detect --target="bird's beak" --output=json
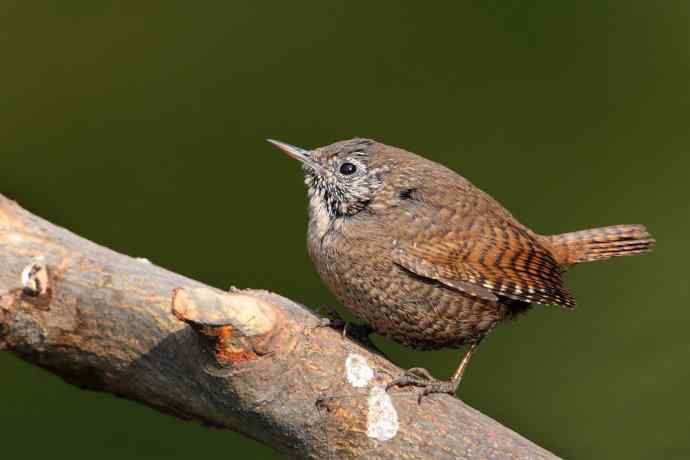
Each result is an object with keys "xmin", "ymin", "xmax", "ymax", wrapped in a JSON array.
[{"xmin": 267, "ymin": 139, "xmax": 322, "ymax": 173}]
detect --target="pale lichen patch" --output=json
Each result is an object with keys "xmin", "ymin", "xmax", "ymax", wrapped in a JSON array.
[
  {"xmin": 345, "ymin": 353, "xmax": 374, "ymax": 388},
  {"xmin": 366, "ymin": 385, "xmax": 399, "ymax": 441}
]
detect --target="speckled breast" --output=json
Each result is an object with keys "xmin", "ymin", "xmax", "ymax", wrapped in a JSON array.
[{"xmin": 308, "ymin": 231, "xmax": 510, "ymax": 350}]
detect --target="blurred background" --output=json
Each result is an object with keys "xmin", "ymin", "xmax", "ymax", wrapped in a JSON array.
[{"xmin": 1, "ymin": 1, "xmax": 688, "ymax": 458}]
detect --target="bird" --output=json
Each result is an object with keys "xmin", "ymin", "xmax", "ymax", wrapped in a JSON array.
[{"xmin": 268, "ymin": 138, "xmax": 655, "ymax": 399}]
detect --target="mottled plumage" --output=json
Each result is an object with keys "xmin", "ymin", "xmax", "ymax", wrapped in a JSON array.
[{"xmin": 269, "ymin": 138, "xmax": 654, "ymax": 396}]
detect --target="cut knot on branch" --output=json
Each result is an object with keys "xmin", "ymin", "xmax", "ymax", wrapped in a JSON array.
[{"xmin": 172, "ymin": 288, "xmax": 283, "ymax": 365}]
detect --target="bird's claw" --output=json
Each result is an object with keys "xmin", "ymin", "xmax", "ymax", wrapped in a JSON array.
[
  {"xmin": 317, "ymin": 307, "xmax": 349, "ymax": 337},
  {"xmin": 315, "ymin": 307, "xmax": 385, "ymax": 357},
  {"xmin": 386, "ymin": 367, "xmax": 456, "ymax": 403}
]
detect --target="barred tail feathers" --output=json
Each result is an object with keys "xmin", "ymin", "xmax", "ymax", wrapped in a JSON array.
[{"xmin": 548, "ymin": 224, "xmax": 655, "ymax": 266}]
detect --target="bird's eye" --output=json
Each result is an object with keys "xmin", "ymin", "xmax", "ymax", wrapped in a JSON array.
[{"xmin": 339, "ymin": 162, "xmax": 357, "ymax": 175}]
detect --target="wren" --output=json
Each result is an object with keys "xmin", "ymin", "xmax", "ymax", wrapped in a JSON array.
[{"xmin": 268, "ymin": 138, "xmax": 655, "ymax": 399}]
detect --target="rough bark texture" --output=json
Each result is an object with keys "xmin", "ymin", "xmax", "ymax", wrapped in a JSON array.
[{"xmin": 0, "ymin": 194, "xmax": 559, "ymax": 459}]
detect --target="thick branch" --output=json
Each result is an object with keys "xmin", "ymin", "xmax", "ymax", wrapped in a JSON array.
[{"xmin": 0, "ymin": 194, "xmax": 558, "ymax": 459}]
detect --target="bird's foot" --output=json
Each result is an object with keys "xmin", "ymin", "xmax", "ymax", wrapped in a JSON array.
[
  {"xmin": 316, "ymin": 307, "xmax": 385, "ymax": 357},
  {"xmin": 316, "ymin": 307, "xmax": 350, "ymax": 335},
  {"xmin": 317, "ymin": 307, "xmax": 374, "ymax": 340},
  {"xmin": 386, "ymin": 367, "xmax": 456, "ymax": 403}
]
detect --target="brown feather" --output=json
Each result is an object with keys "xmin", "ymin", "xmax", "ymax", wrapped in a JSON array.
[
  {"xmin": 393, "ymin": 221, "xmax": 576, "ymax": 308},
  {"xmin": 547, "ymin": 224, "xmax": 655, "ymax": 266}
]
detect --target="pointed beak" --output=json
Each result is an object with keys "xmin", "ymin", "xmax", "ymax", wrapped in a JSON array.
[
  {"xmin": 266, "ymin": 139, "xmax": 323, "ymax": 174},
  {"xmin": 267, "ymin": 139, "xmax": 323, "ymax": 173},
  {"xmin": 267, "ymin": 139, "xmax": 309, "ymax": 162}
]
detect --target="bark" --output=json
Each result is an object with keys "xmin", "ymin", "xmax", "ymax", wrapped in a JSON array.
[{"xmin": 0, "ymin": 194, "xmax": 558, "ymax": 459}]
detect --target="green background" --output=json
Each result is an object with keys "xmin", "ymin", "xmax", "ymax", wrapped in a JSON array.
[{"xmin": 1, "ymin": 2, "xmax": 688, "ymax": 458}]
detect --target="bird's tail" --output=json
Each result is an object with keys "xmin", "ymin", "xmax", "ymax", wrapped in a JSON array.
[{"xmin": 547, "ymin": 224, "xmax": 655, "ymax": 266}]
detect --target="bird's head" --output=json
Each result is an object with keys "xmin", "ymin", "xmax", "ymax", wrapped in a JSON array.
[{"xmin": 268, "ymin": 138, "xmax": 390, "ymax": 218}]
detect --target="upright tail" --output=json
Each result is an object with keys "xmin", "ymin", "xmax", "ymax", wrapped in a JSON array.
[{"xmin": 547, "ymin": 224, "xmax": 655, "ymax": 266}]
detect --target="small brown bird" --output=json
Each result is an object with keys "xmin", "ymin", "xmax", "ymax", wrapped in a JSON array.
[{"xmin": 268, "ymin": 138, "xmax": 655, "ymax": 398}]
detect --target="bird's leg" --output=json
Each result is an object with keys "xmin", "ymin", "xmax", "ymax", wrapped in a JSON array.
[
  {"xmin": 316, "ymin": 307, "xmax": 386, "ymax": 357},
  {"xmin": 386, "ymin": 338, "xmax": 484, "ymax": 403},
  {"xmin": 317, "ymin": 307, "xmax": 353, "ymax": 337}
]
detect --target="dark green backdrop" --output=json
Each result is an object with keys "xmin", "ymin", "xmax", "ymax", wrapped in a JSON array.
[{"xmin": 2, "ymin": 2, "xmax": 688, "ymax": 459}]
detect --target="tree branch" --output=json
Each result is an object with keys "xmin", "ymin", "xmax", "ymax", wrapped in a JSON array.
[{"xmin": 0, "ymin": 194, "xmax": 558, "ymax": 459}]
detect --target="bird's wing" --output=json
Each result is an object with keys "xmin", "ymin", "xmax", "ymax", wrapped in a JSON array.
[{"xmin": 392, "ymin": 215, "xmax": 575, "ymax": 308}]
